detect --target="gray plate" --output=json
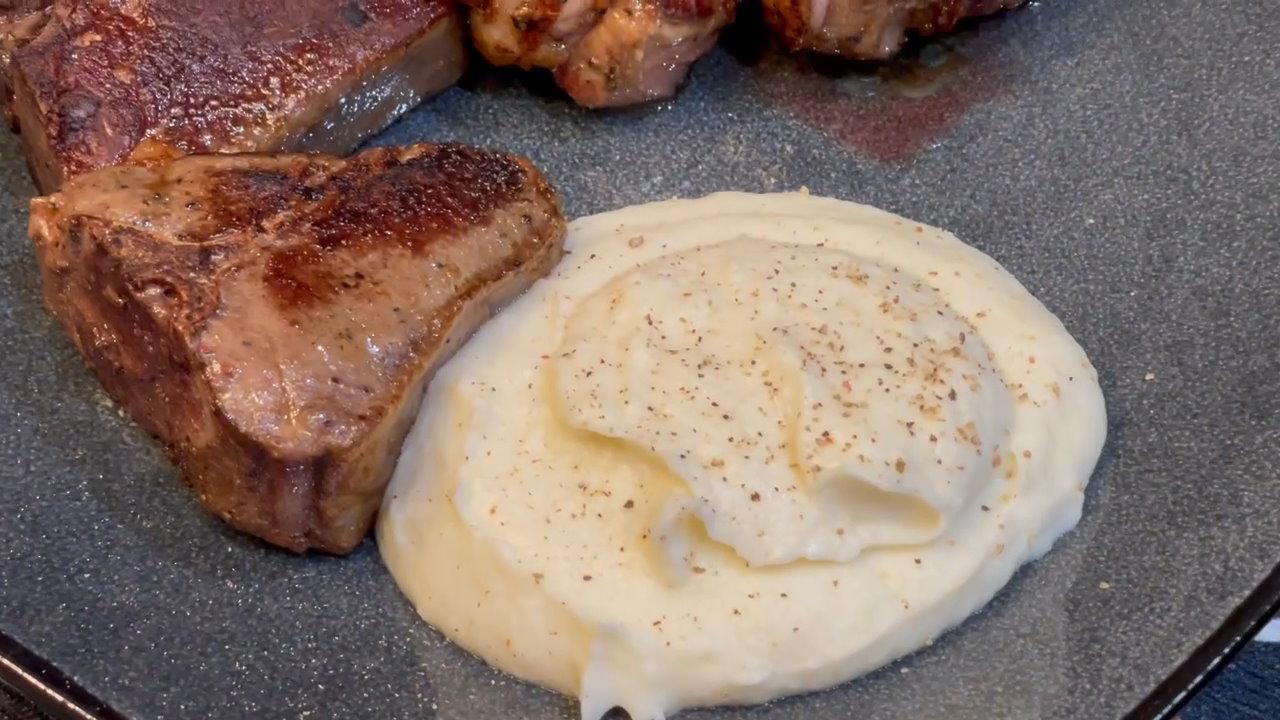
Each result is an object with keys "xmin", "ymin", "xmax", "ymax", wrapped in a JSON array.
[{"xmin": 1, "ymin": 0, "xmax": 1278, "ymax": 719}]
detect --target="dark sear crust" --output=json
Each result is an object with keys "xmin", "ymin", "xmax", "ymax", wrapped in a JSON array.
[
  {"xmin": 29, "ymin": 144, "xmax": 567, "ymax": 553},
  {"xmin": 7, "ymin": 0, "xmax": 463, "ymax": 191}
]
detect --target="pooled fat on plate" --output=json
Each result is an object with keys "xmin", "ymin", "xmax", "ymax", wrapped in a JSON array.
[{"xmin": 378, "ymin": 191, "xmax": 1106, "ymax": 720}]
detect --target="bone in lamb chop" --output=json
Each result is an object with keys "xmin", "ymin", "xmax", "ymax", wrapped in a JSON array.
[
  {"xmin": 5, "ymin": 0, "xmax": 465, "ymax": 192},
  {"xmin": 762, "ymin": 0, "xmax": 1024, "ymax": 59},
  {"xmin": 30, "ymin": 143, "xmax": 567, "ymax": 553},
  {"xmin": 466, "ymin": 0, "xmax": 738, "ymax": 108}
]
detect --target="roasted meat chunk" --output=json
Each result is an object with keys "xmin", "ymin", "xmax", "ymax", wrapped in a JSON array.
[
  {"xmin": 466, "ymin": 0, "xmax": 737, "ymax": 107},
  {"xmin": 762, "ymin": 0, "xmax": 1024, "ymax": 58},
  {"xmin": 7, "ymin": 0, "xmax": 465, "ymax": 191},
  {"xmin": 30, "ymin": 143, "xmax": 566, "ymax": 553}
]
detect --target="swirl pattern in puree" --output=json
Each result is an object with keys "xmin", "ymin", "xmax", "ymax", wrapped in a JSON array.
[{"xmin": 378, "ymin": 192, "xmax": 1106, "ymax": 720}]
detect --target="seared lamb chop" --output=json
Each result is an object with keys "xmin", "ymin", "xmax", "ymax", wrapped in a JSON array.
[
  {"xmin": 466, "ymin": 0, "xmax": 737, "ymax": 107},
  {"xmin": 7, "ymin": 0, "xmax": 464, "ymax": 192},
  {"xmin": 762, "ymin": 0, "xmax": 1024, "ymax": 58},
  {"xmin": 30, "ymin": 143, "xmax": 566, "ymax": 553}
]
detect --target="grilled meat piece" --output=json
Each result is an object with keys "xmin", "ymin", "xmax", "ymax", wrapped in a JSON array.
[
  {"xmin": 466, "ymin": 0, "xmax": 736, "ymax": 107},
  {"xmin": 0, "ymin": 2, "xmax": 48, "ymax": 127},
  {"xmin": 7, "ymin": 0, "xmax": 465, "ymax": 192},
  {"xmin": 762, "ymin": 0, "xmax": 1024, "ymax": 58},
  {"xmin": 29, "ymin": 143, "xmax": 566, "ymax": 553}
]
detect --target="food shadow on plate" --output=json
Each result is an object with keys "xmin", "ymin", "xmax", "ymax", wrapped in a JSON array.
[{"xmin": 452, "ymin": 42, "xmax": 681, "ymax": 119}]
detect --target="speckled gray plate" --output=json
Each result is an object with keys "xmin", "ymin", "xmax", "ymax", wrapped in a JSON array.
[{"xmin": 1, "ymin": 1, "xmax": 1278, "ymax": 719}]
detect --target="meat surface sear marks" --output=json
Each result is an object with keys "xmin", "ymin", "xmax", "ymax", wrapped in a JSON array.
[
  {"xmin": 6, "ymin": 0, "xmax": 465, "ymax": 191},
  {"xmin": 30, "ymin": 144, "xmax": 566, "ymax": 553}
]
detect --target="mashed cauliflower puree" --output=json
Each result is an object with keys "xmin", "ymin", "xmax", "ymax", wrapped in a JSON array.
[{"xmin": 377, "ymin": 192, "xmax": 1106, "ymax": 719}]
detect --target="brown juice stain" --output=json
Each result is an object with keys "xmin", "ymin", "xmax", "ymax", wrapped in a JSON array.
[
  {"xmin": 750, "ymin": 42, "xmax": 1011, "ymax": 163},
  {"xmin": 879, "ymin": 45, "xmax": 972, "ymax": 99}
]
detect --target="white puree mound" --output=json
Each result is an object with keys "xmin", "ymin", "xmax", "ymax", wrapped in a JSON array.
[{"xmin": 378, "ymin": 192, "xmax": 1106, "ymax": 720}]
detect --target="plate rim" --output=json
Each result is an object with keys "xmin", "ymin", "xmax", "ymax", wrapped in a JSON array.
[
  {"xmin": 0, "ymin": 631, "xmax": 125, "ymax": 720},
  {"xmin": 2, "ymin": 562, "xmax": 1277, "ymax": 720},
  {"xmin": 1123, "ymin": 559, "xmax": 1280, "ymax": 720}
]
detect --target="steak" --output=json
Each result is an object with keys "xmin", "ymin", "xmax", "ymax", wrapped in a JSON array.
[
  {"xmin": 7, "ymin": 0, "xmax": 464, "ymax": 193},
  {"xmin": 29, "ymin": 143, "xmax": 566, "ymax": 553},
  {"xmin": 762, "ymin": 0, "xmax": 1025, "ymax": 59}
]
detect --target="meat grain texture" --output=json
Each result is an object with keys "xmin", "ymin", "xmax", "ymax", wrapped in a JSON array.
[
  {"xmin": 5, "ymin": 0, "xmax": 465, "ymax": 191},
  {"xmin": 29, "ymin": 143, "xmax": 566, "ymax": 553}
]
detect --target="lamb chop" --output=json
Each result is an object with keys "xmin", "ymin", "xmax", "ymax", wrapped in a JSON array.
[
  {"xmin": 6, "ymin": 0, "xmax": 465, "ymax": 192},
  {"xmin": 762, "ymin": 0, "xmax": 1024, "ymax": 59},
  {"xmin": 29, "ymin": 143, "xmax": 566, "ymax": 553},
  {"xmin": 466, "ymin": 0, "xmax": 737, "ymax": 107}
]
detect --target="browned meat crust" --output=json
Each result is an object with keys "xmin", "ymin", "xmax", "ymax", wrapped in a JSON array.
[
  {"xmin": 7, "ymin": 0, "xmax": 464, "ymax": 192},
  {"xmin": 30, "ymin": 143, "xmax": 567, "ymax": 553},
  {"xmin": 762, "ymin": 0, "xmax": 1024, "ymax": 59},
  {"xmin": 465, "ymin": 0, "xmax": 737, "ymax": 107}
]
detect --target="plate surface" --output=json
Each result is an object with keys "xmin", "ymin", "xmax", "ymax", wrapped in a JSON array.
[{"xmin": 1, "ymin": 1, "xmax": 1278, "ymax": 719}]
